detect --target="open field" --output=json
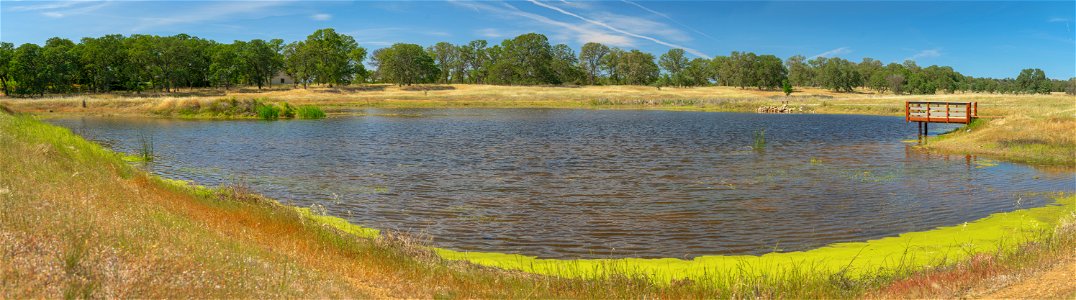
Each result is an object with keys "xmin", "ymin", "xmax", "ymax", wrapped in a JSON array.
[
  {"xmin": 2, "ymin": 84, "xmax": 1073, "ymax": 167},
  {"xmin": 2, "ymin": 103, "xmax": 1076, "ymax": 298}
]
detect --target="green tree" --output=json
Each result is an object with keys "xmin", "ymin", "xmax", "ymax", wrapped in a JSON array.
[
  {"xmin": 1015, "ymin": 68, "xmax": 1049, "ymax": 94},
  {"xmin": 427, "ymin": 42, "xmax": 459, "ymax": 83},
  {"xmin": 78, "ymin": 35, "xmax": 128, "ymax": 93},
  {"xmin": 550, "ymin": 44, "xmax": 583, "ymax": 85},
  {"xmin": 754, "ymin": 54, "xmax": 786, "ymax": 90},
  {"xmin": 0, "ymin": 42, "xmax": 14, "ymax": 95},
  {"xmin": 210, "ymin": 42, "xmax": 242, "ymax": 90},
  {"xmin": 782, "ymin": 80, "xmax": 793, "ymax": 96},
  {"xmin": 658, "ymin": 48, "xmax": 688, "ymax": 86},
  {"xmin": 785, "ymin": 55, "xmax": 812, "ymax": 87},
  {"xmin": 489, "ymin": 33, "xmax": 555, "ymax": 85},
  {"xmin": 683, "ymin": 58, "xmax": 712, "ymax": 86},
  {"xmin": 618, "ymin": 49, "xmax": 658, "ymax": 85},
  {"xmin": 372, "ymin": 43, "xmax": 439, "ymax": 86},
  {"xmin": 304, "ymin": 28, "xmax": 363, "ymax": 87},
  {"xmin": 11, "ymin": 43, "xmax": 46, "ymax": 97},
  {"xmin": 600, "ymin": 47, "xmax": 625, "ymax": 85},
  {"xmin": 42, "ymin": 37, "xmax": 79, "ymax": 93},
  {"xmin": 818, "ymin": 57, "xmax": 861, "ymax": 92},
  {"xmin": 579, "ymin": 42, "xmax": 609, "ymax": 85}
]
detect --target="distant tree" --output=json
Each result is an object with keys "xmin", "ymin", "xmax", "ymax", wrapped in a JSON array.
[
  {"xmin": 490, "ymin": 33, "xmax": 556, "ymax": 85},
  {"xmin": 209, "ymin": 42, "xmax": 242, "ymax": 90},
  {"xmin": 658, "ymin": 48, "xmax": 689, "ymax": 86},
  {"xmin": 427, "ymin": 42, "xmax": 459, "ymax": 84},
  {"xmin": 600, "ymin": 47, "xmax": 625, "ymax": 85},
  {"xmin": 42, "ymin": 37, "xmax": 79, "ymax": 93},
  {"xmin": 617, "ymin": 49, "xmax": 658, "ymax": 85},
  {"xmin": 459, "ymin": 40, "xmax": 489, "ymax": 83},
  {"xmin": 709, "ymin": 55, "xmax": 732, "ymax": 86},
  {"xmin": 818, "ymin": 57, "xmax": 860, "ymax": 92},
  {"xmin": 1015, "ymin": 68, "xmax": 1050, "ymax": 94},
  {"xmin": 304, "ymin": 28, "xmax": 363, "ymax": 87},
  {"xmin": 683, "ymin": 58, "xmax": 712, "ymax": 86},
  {"xmin": 372, "ymin": 43, "xmax": 439, "ymax": 86},
  {"xmin": 549, "ymin": 44, "xmax": 583, "ymax": 84},
  {"xmin": 857, "ymin": 58, "xmax": 883, "ymax": 90},
  {"xmin": 579, "ymin": 42, "xmax": 609, "ymax": 85},
  {"xmin": 1066, "ymin": 77, "xmax": 1076, "ymax": 95},
  {"xmin": 785, "ymin": 55, "xmax": 813, "ymax": 87},
  {"xmin": 78, "ymin": 35, "xmax": 128, "ymax": 93},
  {"xmin": 283, "ymin": 41, "xmax": 315, "ymax": 88},
  {"xmin": 886, "ymin": 74, "xmax": 906, "ymax": 95},
  {"xmin": 754, "ymin": 54, "xmax": 786, "ymax": 90},
  {"xmin": 782, "ymin": 79, "xmax": 792, "ymax": 96},
  {"xmin": 0, "ymin": 42, "xmax": 14, "ymax": 95},
  {"xmin": 729, "ymin": 51, "xmax": 759, "ymax": 89},
  {"xmin": 11, "ymin": 43, "xmax": 46, "ymax": 97}
]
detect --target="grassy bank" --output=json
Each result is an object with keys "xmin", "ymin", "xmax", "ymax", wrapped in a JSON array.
[
  {"xmin": 2, "ymin": 110, "xmax": 1075, "ymax": 298},
  {"xmin": 2, "ymin": 84, "xmax": 1072, "ymax": 167}
]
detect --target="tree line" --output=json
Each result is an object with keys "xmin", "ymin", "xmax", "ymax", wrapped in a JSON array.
[{"xmin": 2, "ymin": 28, "xmax": 1073, "ymax": 97}]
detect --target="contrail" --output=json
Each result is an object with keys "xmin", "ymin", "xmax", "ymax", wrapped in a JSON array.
[
  {"xmin": 620, "ymin": 0, "xmax": 716, "ymax": 40},
  {"xmin": 528, "ymin": 0, "xmax": 710, "ymax": 58}
]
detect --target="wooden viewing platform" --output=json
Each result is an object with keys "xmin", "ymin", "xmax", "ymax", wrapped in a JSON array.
[{"xmin": 905, "ymin": 101, "xmax": 978, "ymax": 136}]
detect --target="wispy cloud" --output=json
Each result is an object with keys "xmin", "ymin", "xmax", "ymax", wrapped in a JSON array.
[
  {"xmin": 906, "ymin": 49, "xmax": 941, "ymax": 61},
  {"xmin": 477, "ymin": 28, "xmax": 503, "ymax": 38},
  {"xmin": 133, "ymin": 1, "xmax": 293, "ymax": 31},
  {"xmin": 448, "ymin": 1, "xmax": 634, "ymax": 47},
  {"xmin": 10, "ymin": 0, "xmax": 112, "ymax": 18},
  {"xmin": 812, "ymin": 47, "xmax": 851, "ymax": 58},
  {"xmin": 526, "ymin": 0, "xmax": 709, "ymax": 58},
  {"xmin": 312, "ymin": 13, "xmax": 331, "ymax": 21},
  {"xmin": 1048, "ymin": 17, "xmax": 1070, "ymax": 23},
  {"xmin": 620, "ymin": 0, "xmax": 715, "ymax": 40}
]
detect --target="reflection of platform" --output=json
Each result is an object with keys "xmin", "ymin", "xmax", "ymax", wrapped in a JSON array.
[{"xmin": 905, "ymin": 101, "xmax": 978, "ymax": 136}]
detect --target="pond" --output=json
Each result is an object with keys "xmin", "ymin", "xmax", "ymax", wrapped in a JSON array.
[{"xmin": 52, "ymin": 109, "xmax": 1074, "ymax": 259}]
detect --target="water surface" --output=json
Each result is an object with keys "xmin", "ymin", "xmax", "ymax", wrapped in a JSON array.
[{"xmin": 53, "ymin": 109, "xmax": 1074, "ymax": 259}]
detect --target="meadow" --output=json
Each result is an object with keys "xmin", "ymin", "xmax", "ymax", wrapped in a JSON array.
[{"xmin": 2, "ymin": 85, "xmax": 1074, "ymax": 298}]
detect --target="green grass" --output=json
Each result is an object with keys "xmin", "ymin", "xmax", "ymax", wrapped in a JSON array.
[
  {"xmin": 753, "ymin": 128, "xmax": 767, "ymax": 151},
  {"xmin": 255, "ymin": 102, "xmax": 280, "ymax": 120},
  {"xmin": 296, "ymin": 105, "xmax": 326, "ymax": 119}
]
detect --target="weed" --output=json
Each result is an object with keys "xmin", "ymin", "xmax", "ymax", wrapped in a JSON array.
[
  {"xmin": 255, "ymin": 103, "xmax": 280, "ymax": 120},
  {"xmin": 753, "ymin": 129, "xmax": 766, "ymax": 151},
  {"xmin": 296, "ymin": 105, "xmax": 326, "ymax": 119},
  {"xmin": 138, "ymin": 133, "xmax": 154, "ymax": 162}
]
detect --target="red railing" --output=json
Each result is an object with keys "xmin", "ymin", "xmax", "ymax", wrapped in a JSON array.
[{"xmin": 905, "ymin": 101, "xmax": 977, "ymax": 124}]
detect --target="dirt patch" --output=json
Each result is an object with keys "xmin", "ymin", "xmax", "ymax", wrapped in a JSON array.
[{"xmin": 977, "ymin": 255, "xmax": 1076, "ymax": 299}]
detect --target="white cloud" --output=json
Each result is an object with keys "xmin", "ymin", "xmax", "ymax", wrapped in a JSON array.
[
  {"xmin": 312, "ymin": 13, "xmax": 331, "ymax": 21},
  {"xmin": 526, "ymin": 0, "xmax": 709, "ymax": 58},
  {"xmin": 477, "ymin": 28, "xmax": 503, "ymax": 38},
  {"xmin": 906, "ymin": 49, "xmax": 941, "ymax": 61},
  {"xmin": 1047, "ymin": 17, "xmax": 1070, "ymax": 23},
  {"xmin": 812, "ymin": 47, "xmax": 851, "ymax": 58}
]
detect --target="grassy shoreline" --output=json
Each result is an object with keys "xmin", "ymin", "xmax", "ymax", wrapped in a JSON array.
[
  {"xmin": 2, "ymin": 100, "xmax": 1075, "ymax": 297},
  {"xmin": 3, "ymin": 84, "xmax": 1073, "ymax": 167}
]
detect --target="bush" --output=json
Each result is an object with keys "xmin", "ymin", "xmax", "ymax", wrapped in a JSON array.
[{"xmin": 296, "ymin": 105, "xmax": 326, "ymax": 119}]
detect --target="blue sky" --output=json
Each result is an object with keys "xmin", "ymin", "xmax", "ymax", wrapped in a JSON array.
[{"xmin": 1, "ymin": 1, "xmax": 1073, "ymax": 79}]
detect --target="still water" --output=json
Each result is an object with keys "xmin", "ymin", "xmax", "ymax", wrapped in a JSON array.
[{"xmin": 53, "ymin": 109, "xmax": 1073, "ymax": 259}]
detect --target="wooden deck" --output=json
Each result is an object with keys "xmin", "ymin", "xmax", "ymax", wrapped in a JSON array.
[
  {"xmin": 905, "ymin": 101, "xmax": 977, "ymax": 136},
  {"xmin": 905, "ymin": 101, "xmax": 978, "ymax": 124}
]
